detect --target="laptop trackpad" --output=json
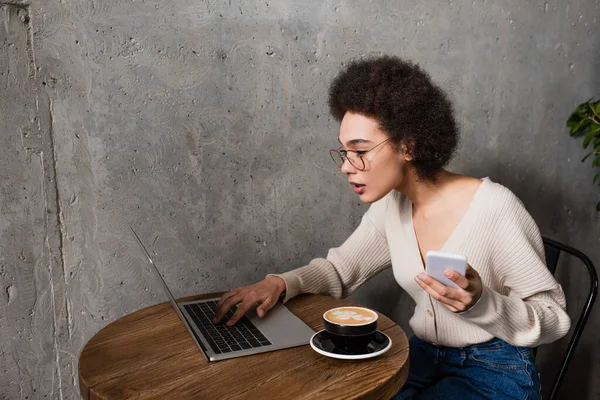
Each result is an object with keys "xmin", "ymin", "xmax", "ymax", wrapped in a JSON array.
[{"xmin": 248, "ymin": 303, "xmax": 315, "ymax": 346}]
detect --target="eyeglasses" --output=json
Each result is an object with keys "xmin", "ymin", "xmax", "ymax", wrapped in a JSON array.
[{"xmin": 329, "ymin": 138, "xmax": 391, "ymax": 171}]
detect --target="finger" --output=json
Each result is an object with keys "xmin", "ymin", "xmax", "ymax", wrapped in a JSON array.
[
  {"xmin": 226, "ymin": 291, "xmax": 262, "ymax": 326},
  {"xmin": 217, "ymin": 289, "xmax": 238, "ymax": 309},
  {"xmin": 256, "ymin": 296, "xmax": 278, "ymax": 318},
  {"xmin": 216, "ymin": 292, "xmax": 236, "ymax": 317},
  {"xmin": 415, "ymin": 274, "xmax": 465, "ymax": 310},
  {"xmin": 213, "ymin": 292, "xmax": 244, "ymax": 323},
  {"xmin": 444, "ymin": 303, "xmax": 460, "ymax": 313},
  {"xmin": 443, "ymin": 268, "xmax": 470, "ymax": 290},
  {"xmin": 417, "ymin": 273, "xmax": 464, "ymax": 302}
]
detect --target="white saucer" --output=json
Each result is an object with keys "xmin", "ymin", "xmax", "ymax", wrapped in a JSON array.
[{"xmin": 310, "ymin": 329, "xmax": 392, "ymax": 360}]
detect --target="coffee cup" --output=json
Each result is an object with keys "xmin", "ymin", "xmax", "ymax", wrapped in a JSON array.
[{"xmin": 323, "ymin": 306, "xmax": 378, "ymax": 353}]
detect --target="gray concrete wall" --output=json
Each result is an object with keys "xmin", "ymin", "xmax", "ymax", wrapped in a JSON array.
[{"xmin": 1, "ymin": 0, "xmax": 598, "ymax": 398}]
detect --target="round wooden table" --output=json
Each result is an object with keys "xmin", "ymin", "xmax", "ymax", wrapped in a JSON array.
[{"xmin": 79, "ymin": 293, "xmax": 409, "ymax": 399}]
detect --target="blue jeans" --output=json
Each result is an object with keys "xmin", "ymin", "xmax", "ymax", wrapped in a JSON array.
[{"xmin": 392, "ymin": 336, "xmax": 541, "ymax": 400}]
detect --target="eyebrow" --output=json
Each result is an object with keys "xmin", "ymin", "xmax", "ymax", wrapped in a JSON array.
[{"xmin": 337, "ymin": 138, "xmax": 373, "ymax": 147}]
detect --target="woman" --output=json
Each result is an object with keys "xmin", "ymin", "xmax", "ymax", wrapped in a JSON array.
[{"xmin": 212, "ymin": 55, "xmax": 570, "ymax": 399}]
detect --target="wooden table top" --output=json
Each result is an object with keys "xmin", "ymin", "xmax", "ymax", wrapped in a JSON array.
[{"xmin": 79, "ymin": 293, "xmax": 409, "ymax": 399}]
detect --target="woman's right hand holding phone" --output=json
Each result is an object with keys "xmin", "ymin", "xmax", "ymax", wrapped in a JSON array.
[{"xmin": 212, "ymin": 275, "xmax": 286, "ymax": 326}]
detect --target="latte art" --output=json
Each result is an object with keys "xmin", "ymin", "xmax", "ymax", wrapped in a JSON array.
[
  {"xmin": 330, "ymin": 310, "xmax": 374, "ymax": 321},
  {"xmin": 324, "ymin": 307, "xmax": 378, "ymax": 326}
]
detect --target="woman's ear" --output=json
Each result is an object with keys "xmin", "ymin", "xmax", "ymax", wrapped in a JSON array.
[{"xmin": 400, "ymin": 143, "xmax": 414, "ymax": 162}]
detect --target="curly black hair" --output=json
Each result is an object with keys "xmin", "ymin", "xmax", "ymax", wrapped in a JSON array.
[{"xmin": 328, "ymin": 55, "xmax": 459, "ymax": 182}]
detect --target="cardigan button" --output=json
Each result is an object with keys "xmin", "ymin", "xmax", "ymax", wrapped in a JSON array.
[{"xmin": 426, "ymin": 309, "xmax": 433, "ymax": 317}]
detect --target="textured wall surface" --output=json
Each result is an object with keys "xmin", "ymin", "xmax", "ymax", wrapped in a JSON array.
[{"xmin": 1, "ymin": 0, "xmax": 599, "ymax": 398}]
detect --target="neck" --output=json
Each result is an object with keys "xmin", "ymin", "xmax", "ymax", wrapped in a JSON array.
[{"xmin": 398, "ymin": 169, "xmax": 457, "ymax": 213}]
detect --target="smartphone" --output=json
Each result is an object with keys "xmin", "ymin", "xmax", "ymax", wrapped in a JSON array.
[{"xmin": 425, "ymin": 251, "xmax": 467, "ymax": 289}]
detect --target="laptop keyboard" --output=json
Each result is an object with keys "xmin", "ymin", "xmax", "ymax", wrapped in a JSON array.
[{"xmin": 183, "ymin": 301, "xmax": 272, "ymax": 355}]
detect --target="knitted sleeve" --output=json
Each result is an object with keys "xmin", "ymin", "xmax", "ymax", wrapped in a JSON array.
[
  {"xmin": 458, "ymin": 190, "xmax": 571, "ymax": 347},
  {"xmin": 269, "ymin": 196, "xmax": 392, "ymax": 303}
]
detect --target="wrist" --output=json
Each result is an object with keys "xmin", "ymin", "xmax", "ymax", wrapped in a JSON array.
[{"xmin": 267, "ymin": 275, "xmax": 286, "ymax": 296}]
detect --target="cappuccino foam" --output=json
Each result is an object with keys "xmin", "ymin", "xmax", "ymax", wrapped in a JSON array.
[{"xmin": 324, "ymin": 307, "xmax": 377, "ymax": 325}]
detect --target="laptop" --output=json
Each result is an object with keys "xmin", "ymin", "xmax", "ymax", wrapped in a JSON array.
[{"xmin": 129, "ymin": 226, "xmax": 315, "ymax": 361}]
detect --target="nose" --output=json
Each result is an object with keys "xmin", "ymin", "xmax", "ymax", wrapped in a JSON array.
[{"xmin": 340, "ymin": 157, "xmax": 358, "ymax": 174}]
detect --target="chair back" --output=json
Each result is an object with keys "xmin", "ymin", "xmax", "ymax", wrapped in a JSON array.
[{"xmin": 541, "ymin": 236, "xmax": 598, "ymax": 400}]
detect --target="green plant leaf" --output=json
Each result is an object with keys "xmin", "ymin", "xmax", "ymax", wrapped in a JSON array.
[
  {"xmin": 575, "ymin": 99, "xmax": 593, "ymax": 114},
  {"xmin": 571, "ymin": 118, "xmax": 592, "ymax": 136},
  {"xmin": 566, "ymin": 112, "xmax": 583, "ymax": 128},
  {"xmin": 568, "ymin": 99, "xmax": 600, "ymax": 212},
  {"xmin": 583, "ymin": 124, "xmax": 600, "ymax": 148}
]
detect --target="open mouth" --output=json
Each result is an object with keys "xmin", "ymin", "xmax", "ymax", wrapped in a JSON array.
[{"xmin": 353, "ymin": 184, "xmax": 365, "ymax": 194}]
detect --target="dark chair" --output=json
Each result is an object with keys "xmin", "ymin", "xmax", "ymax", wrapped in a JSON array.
[{"xmin": 540, "ymin": 236, "xmax": 598, "ymax": 400}]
